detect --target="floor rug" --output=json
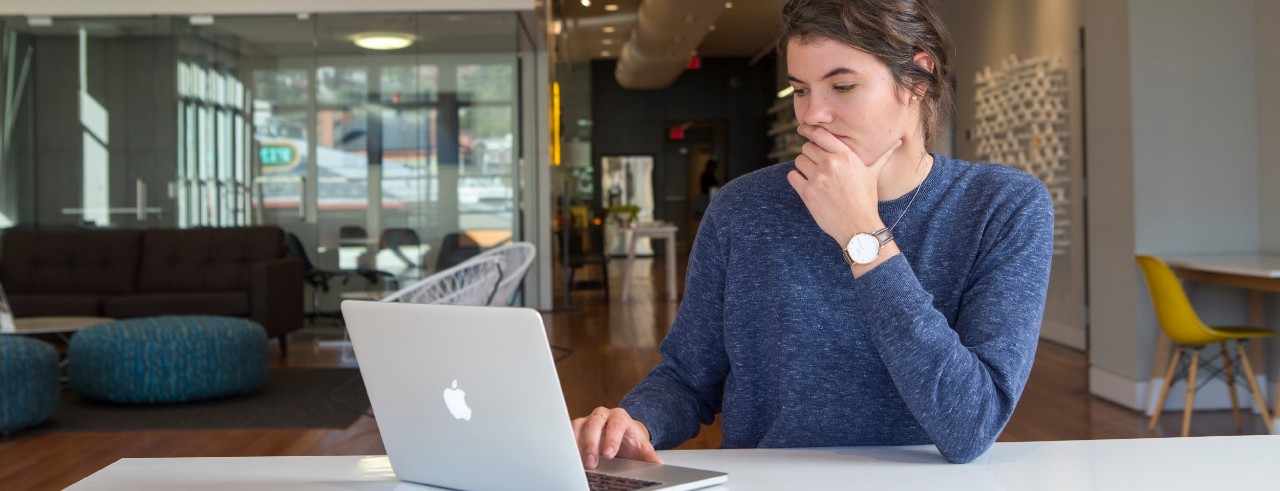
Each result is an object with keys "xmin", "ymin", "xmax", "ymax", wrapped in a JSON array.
[{"xmin": 36, "ymin": 368, "xmax": 369, "ymax": 432}]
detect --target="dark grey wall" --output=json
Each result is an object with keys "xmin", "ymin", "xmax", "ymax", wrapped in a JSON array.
[
  {"xmin": 0, "ymin": 28, "xmax": 36, "ymax": 228},
  {"xmin": 33, "ymin": 35, "xmax": 177, "ymax": 229},
  {"xmin": 590, "ymin": 57, "xmax": 773, "ymax": 223}
]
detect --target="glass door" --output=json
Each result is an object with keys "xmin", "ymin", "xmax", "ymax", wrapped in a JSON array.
[{"xmin": 219, "ymin": 13, "xmax": 523, "ymax": 309}]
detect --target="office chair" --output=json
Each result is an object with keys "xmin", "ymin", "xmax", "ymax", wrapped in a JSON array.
[
  {"xmin": 1136, "ymin": 255, "xmax": 1276, "ymax": 436},
  {"xmin": 379, "ymin": 228, "xmax": 422, "ymax": 269},
  {"xmin": 338, "ymin": 225, "xmax": 369, "ymax": 247},
  {"xmin": 286, "ymin": 233, "xmax": 384, "ymax": 318},
  {"xmin": 435, "ymin": 232, "xmax": 484, "ymax": 271}
]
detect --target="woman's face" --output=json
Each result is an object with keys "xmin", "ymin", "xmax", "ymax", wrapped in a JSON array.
[{"xmin": 787, "ymin": 37, "xmax": 919, "ymax": 164}]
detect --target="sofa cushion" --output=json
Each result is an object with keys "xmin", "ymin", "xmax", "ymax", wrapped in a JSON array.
[
  {"xmin": 0, "ymin": 230, "xmax": 141, "ymax": 295},
  {"xmin": 5, "ymin": 294, "xmax": 102, "ymax": 317},
  {"xmin": 102, "ymin": 292, "xmax": 249, "ymax": 319},
  {"xmin": 136, "ymin": 227, "xmax": 286, "ymax": 293}
]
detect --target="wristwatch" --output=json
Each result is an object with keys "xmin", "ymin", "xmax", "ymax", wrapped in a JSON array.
[{"xmin": 842, "ymin": 228, "xmax": 894, "ymax": 266}]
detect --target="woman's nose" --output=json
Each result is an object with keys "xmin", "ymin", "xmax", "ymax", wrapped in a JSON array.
[{"xmin": 800, "ymin": 96, "xmax": 832, "ymax": 126}]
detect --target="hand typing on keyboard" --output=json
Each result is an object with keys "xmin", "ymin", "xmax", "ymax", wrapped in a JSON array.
[{"xmin": 572, "ymin": 406, "xmax": 663, "ymax": 470}]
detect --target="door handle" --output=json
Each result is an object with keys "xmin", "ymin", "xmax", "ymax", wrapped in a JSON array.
[{"xmin": 136, "ymin": 178, "xmax": 147, "ymax": 221}]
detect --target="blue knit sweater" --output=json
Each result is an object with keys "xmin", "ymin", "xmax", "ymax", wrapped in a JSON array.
[{"xmin": 620, "ymin": 154, "xmax": 1054, "ymax": 464}]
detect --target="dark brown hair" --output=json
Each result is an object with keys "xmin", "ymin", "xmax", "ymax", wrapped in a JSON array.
[{"xmin": 778, "ymin": 0, "xmax": 954, "ymax": 149}]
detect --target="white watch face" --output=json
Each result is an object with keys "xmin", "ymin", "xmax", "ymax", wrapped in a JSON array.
[{"xmin": 846, "ymin": 233, "xmax": 880, "ymax": 265}]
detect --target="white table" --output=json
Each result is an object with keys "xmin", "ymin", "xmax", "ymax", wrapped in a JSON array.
[
  {"xmin": 620, "ymin": 222, "xmax": 679, "ymax": 301},
  {"xmin": 2, "ymin": 316, "xmax": 114, "ymax": 337},
  {"xmin": 65, "ymin": 435, "xmax": 1280, "ymax": 490},
  {"xmin": 1163, "ymin": 254, "xmax": 1280, "ymax": 280}
]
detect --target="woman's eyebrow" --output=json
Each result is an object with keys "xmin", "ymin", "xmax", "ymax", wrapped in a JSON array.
[{"xmin": 786, "ymin": 67, "xmax": 859, "ymax": 84}]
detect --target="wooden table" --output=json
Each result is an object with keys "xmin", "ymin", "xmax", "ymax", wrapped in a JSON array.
[
  {"xmin": 1159, "ymin": 254, "xmax": 1280, "ymax": 429},
  {"xmin": 620, "ymin": 222, "xmax": 679, "ymax": 301}
]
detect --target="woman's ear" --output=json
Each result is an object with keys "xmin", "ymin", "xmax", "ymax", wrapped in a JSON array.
[{"xmin": 911, "ymin": 51, "xmax": 936, "ymax": 99}]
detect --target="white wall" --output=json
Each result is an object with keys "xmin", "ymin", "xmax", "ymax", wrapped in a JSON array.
[
  {"xmin": 1082, "ymin": 0, "xmax": 1140, "ymax": 406},
  {"xmin": 1131, "ymin": 0, "xmax": 1258, "ymax": 256},
  {"xmin": 942, "ymin": 0, "xmax": 1088, "ymax": 349},
  {"xmin": 1260, "ymin": 1, "xmax": 1280, "ymax": 255},
  {"xmin": 1086, "ymin": 0, "xmax": 1270, "ymax": 410},
  {"xmin": 1256, "ymin": 0, "xmax": 1280, "ymax": 386}
]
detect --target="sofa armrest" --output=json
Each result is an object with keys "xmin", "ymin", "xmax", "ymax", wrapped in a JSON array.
[{"xmin": 250, "ymin": 257, "xmax": 304, "ymax": 339}]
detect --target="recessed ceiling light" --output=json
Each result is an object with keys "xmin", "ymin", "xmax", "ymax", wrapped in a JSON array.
[
  {"xmin": 603, "ymin": 26, "xmax": 616, "ymax": 33},
  {"xmin": 351, "ymin": 32, "xmax": 416, "ymax": 50},
  {"xmin": 725, "ymin": 2, "xmax": 734, "ymax": 8},
  {"xmin": 708, "ymin": 25, "xmax": 716, "ymax": 31},
  {"xmin": 605, "ymin": 4, "xmax": 619, "ymax": 10},
  {"xmin": 189, "ymin": 15, "xmax": 214, "ymax": 26},
  {"xmin": 601, "ymin": 51, "xmax": 612, "ymax": 57},
  {"xmin": 602, "ymin": 39, "xmax": 614, "ymax": 45},
  {"xmin": 26, "ymin": 16, "xmax": 52, "ymax": 27},
  {"xmin": 581, "ymin": 0, "xmax": 591, "ymax": 6}
]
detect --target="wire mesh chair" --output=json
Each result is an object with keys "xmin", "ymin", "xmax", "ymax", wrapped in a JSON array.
[
  {"xmin": 380, "ymin": 255, "xmax": 505, "ymax": 306},
  {"xmin": 477, "ymin": 242, "xmax": 536, "ymax": 306}
]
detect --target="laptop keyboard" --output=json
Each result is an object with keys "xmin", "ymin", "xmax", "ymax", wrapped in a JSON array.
[{"xmin": 585, "ymin": 471, "xmax": 662, "ymax": 491}]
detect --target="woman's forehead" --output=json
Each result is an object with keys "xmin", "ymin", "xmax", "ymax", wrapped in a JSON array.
[{"xmin": 787, "ymin": 38, "xmax": 882, "ymax": 75}]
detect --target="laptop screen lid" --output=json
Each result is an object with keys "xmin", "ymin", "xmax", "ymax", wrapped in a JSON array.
[{"xmin": 342, "ymin": 301, "xmax": 590, "ymax": 490}]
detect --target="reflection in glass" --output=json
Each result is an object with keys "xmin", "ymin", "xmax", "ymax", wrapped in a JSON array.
[{"xmin": 0, "ymin": 12, "xmax": 528, "ymax": 300}]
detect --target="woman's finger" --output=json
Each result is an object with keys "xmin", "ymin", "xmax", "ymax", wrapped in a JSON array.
[
  {"xmin": 800, "ymin": 125, "xmax": 853, "ymax": 161},
  {"xmin": 578, "ymin": 407, "xmax": 611, "ymax": 469}
]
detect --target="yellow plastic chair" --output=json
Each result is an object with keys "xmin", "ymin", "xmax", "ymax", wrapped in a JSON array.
[{"xmin": 1136, "ymin": 256, "xmax": 1275, "ymax": 436}]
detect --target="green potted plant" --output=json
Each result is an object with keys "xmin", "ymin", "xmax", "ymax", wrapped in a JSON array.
[{"xmin": 607, "ymin": 204, "xmax": 640, "ymax": 227}]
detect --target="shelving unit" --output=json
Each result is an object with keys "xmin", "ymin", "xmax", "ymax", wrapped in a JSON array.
[{"xmin": 765, "ymin": 94, "xmax": 803, "ymax": 163}]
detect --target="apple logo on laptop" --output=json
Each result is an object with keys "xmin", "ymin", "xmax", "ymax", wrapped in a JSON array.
[{"xmin": 443, "ymin": 379, "xmax": 472, "ymax": 421}]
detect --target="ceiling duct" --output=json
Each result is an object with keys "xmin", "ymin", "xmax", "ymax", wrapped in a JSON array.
[{"xmin": 614, "ymin": 0, "xmax": 726, "ymax": 90}]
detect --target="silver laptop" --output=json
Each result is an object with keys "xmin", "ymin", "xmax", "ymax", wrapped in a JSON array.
[{"xmin": 341, "ymin": 301, "xmax": 728, "ymax": 491}]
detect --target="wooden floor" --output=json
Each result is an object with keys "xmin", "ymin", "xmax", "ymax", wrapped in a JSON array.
[{"xmin": 0, "ymin": 254, "xmax": 1267, "ymax": 490}]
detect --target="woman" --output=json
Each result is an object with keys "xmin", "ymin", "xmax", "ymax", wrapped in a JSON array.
[{"xmin": 573, "ymin": 0, "xmax": 1053, "ymax": 465}]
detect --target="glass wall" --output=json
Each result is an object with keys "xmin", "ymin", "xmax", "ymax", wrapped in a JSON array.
[{"xmin": 0, "ymin": 13, "xmax": 528, "ymax": 294}]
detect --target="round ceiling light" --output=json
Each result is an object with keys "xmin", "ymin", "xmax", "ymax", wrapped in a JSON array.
[{"xmin": 352, "ymin": 32, "xmax": 415, "ymax": 50}]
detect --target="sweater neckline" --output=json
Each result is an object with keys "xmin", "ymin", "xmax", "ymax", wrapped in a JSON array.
[{"xmin": 877, "ymin": 153, "xmax": 943, "ymax": 220}]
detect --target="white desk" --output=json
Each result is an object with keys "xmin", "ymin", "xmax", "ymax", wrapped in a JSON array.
[
  {"xmin": 66, "ymin": 436, "xmax": 1280, "ymax": 490},
  {"xmin": 620, "ymin": 223, "xmax": 679, "ymax": 301}
]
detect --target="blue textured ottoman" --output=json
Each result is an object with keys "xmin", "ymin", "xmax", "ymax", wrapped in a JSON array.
[
  {"xmin": 67, "ymin": 316, "xmax": 269, "ymax": 404},
  {"xmin": 0, "ymin": 336, "xmax": 61, "ymax": 434}
]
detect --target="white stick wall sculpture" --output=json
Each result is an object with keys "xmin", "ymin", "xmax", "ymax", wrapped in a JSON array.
[{"xmin": 973, "ymin": 54, "xmax": 1071, "ymax": 256}]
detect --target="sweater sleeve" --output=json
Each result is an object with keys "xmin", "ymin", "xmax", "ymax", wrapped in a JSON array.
[
  {"xmin": 853, "ymin": 183, "xmax": 1054, "ymax": 463},
  {"xmin": 619, "ymin": 211, "xmax": 730, "ymax": 450}
]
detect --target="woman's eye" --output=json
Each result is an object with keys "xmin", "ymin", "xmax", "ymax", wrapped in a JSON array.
[
  {"xmin": 834, "ymin": 84, "xmax": 855, "ymax": 92},
  {"xmin": 792, "ymin": 87, "xmax": 809, "ymax": 96}
]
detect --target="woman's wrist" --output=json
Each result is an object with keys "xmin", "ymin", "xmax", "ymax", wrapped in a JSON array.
[
  {"xmin": 634, "ymin": 419, "xmax": 653, "ymax": 445},
  {"xmin": 850, "ymin": 240, "xmax": 899, "ymax": 278}
]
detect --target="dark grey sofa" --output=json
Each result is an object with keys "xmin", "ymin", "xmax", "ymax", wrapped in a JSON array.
[{"xmin": 0, "ymin": 226, "xmax": 303, "ymax": 353}]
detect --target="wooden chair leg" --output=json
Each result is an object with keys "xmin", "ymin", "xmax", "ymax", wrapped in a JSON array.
[
  {"xmin": 1234, "ymin": 342, "xmax": 1275, "ymax": 434},
  {"xmin": 1181, "ymin": 349, "xmax": 1200, "ymax": 437},
  {"xmin": 1220, "ymin": 342, "xmax": 1241, "ymax": 432},
  {"xmin": 1149, "ymin": 347, "xmax": 1183, "ymax": 431}
]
